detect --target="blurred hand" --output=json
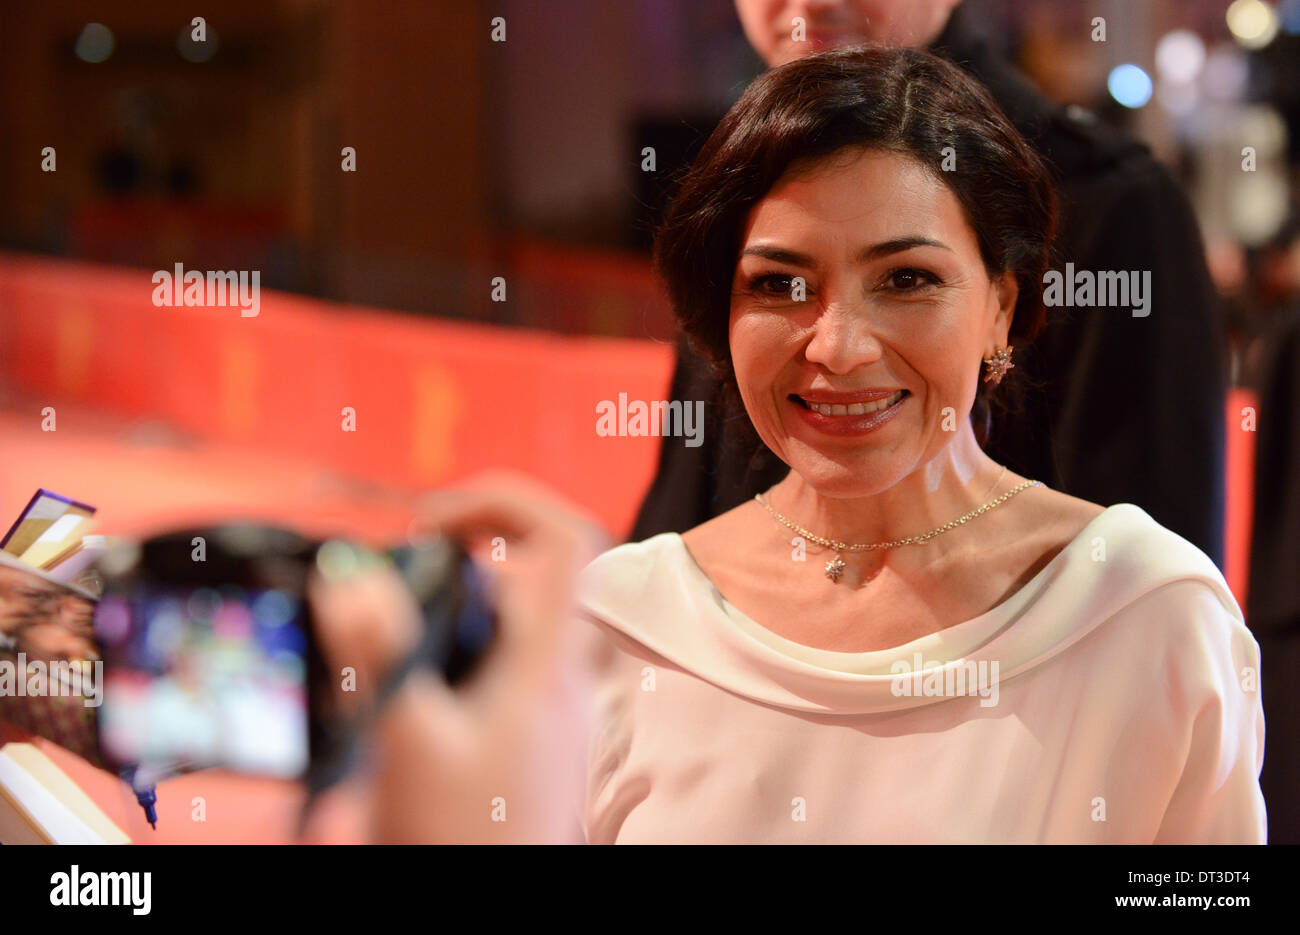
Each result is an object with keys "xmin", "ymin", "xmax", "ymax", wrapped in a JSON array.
[
  {"xmin": 306, "ymin": 545, "xmax": 422, "ymax": 715},
  {"xmin": 307, "ymin": 469, "xmax": 610, "ymax": 843}
]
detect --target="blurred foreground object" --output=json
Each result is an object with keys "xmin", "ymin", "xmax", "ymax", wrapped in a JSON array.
[
  {"xmin": 0, "ymin": 490, "xmax": 108, "ymax": 765},
  {"xmin": 0, "ymin": 741, "xmax": 129, "ymax": 844}
]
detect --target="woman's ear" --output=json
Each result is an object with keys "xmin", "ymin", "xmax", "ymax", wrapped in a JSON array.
[{"xmin": 990, "ymin": 270, "xmax": 1019, "ymax": 342}]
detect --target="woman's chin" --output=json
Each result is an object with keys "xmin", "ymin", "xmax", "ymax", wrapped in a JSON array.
[{"xmin": 782, "ymin": 452, "xmax": 911, "ymax": 498}]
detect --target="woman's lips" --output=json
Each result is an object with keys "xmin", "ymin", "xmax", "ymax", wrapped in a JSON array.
[{"xmin": 788, "ymin": 390, "xmax": 909, "ymax": 437}]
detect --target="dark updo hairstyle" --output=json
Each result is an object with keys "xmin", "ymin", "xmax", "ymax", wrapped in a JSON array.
[{"xmin": 653, "ymin": 42, "xmax": 1057, "ymax": 452}]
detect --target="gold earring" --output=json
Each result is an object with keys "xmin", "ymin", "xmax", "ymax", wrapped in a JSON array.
[{"xmin": 983, "ymin": 345, "xmax": 1014, "ymax": 385}]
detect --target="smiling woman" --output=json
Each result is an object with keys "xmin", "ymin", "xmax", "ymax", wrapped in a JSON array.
[
  {"xmin": 732, "ymin": 148, "xmax": 1015, "ymax": 462},
  {"xmin": 656, "ymin": 43, "xmax": 1055, "ymax": 457},
  {"xmin": 575, "ymin": 44, "xmax": 1266, "ymax": 844}
]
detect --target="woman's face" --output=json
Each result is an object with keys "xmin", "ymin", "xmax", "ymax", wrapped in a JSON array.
[{"xmin": 728, "ymin": 146, "xmax": 1016, "ymax": 497}]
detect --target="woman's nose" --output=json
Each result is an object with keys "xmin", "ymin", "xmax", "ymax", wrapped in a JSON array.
[{"xmin": 803, "ymin": 300, "xmax": 884, "ymax": 374}]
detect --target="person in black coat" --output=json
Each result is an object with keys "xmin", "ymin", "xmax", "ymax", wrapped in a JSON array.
[
  {"xmin": 1243, "ymin": 224, "xmax": 1300, "ymax": 842},
  {"xmin": 630, "ymin": 3, "xmax": 1226, "ymax": 574}
]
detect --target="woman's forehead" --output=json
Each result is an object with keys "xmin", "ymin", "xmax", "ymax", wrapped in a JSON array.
[{"xmin": 739, "ymin": 150, "xmax": 973, "ymax": 253}]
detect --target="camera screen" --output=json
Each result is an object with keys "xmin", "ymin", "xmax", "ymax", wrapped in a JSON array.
[{"xmin": 93, "ymin": 584, "xmax": 310, "ymax": 778}]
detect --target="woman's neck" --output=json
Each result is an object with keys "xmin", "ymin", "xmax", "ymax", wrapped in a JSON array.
[{"xmin": 761, "ymin": 428, "xmax": 1006, "ymax": 556}]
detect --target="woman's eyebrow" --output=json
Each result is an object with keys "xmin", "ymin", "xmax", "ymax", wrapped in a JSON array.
[{"xmin": 739, "ymin": 237, "xmax": 953, "ymax": 266}]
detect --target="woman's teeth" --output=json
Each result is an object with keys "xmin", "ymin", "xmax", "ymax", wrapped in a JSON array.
[{"xmin": 801, "ymin": 390, "xmax": 905, "ymax": 416}]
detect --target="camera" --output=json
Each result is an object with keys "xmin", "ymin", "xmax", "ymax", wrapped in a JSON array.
[{"xmin": 88, "ymin": 522, "xmax": 497, "ymax": 793}]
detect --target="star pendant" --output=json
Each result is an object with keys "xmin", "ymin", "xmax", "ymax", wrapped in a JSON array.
[{"xmin": 824, "ymin": 555, "xmax": 847, "ymax": 582}]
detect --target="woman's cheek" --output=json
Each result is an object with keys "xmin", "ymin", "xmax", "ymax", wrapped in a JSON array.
[
  {"xmin": 893, "ymin": 302, "xmax": 977, "ymax": 374},
  {"xmin": 729, "ymin": 312, "xmax": 794, "ymax": 442},
  {"xmin": 730, "ymin": 310, "xmax": 790, "ymax": 378}
]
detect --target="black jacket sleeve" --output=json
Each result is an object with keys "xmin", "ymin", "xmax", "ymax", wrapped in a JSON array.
[
  {"xmin": 1038, "ymin": 159, "xmax": 1226, "ymax": 566},
  {"xmin": 1248, "ymin": 306, "xmax": 1300, "ymax": 632}
]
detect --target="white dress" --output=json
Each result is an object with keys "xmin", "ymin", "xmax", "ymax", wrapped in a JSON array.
[{"xmin": 575, "ymin": 504, "xmax": 1267, "ymax": 843}]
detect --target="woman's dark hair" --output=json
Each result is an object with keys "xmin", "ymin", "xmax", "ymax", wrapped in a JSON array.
[{"xmin": 653, "ymin": 43, "xmax": 1057, "ymax": 453}]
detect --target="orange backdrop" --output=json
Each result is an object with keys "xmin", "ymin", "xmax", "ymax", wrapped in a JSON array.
[{"xmin": 0, "ymin": 251, "xmax": 677, "ymax": 537}]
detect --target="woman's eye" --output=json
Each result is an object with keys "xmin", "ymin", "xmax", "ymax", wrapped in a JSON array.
[
  {"xmin": 749, "ymin": 273, "xmax": 799, "ymax": 296},
  {"xmin": 884, "ymin": 268, "xmax": 940, "ymax": 291}
]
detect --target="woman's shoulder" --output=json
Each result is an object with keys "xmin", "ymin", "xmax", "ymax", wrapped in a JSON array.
[
  {"xmin": 1017, "ymin": 483, "xmax": 1106, "ymax": 531},
  {"xmin": 1028, "ymin": 492, "xmax": 1245, "ymax": 639},
  {"xmin": 984, "ymin": 483, "xmax": 1242, "ymax": 653},
  {"xmin": 1004, "ymin": 493, "xmax": 1253, "ymax": 709},
  {"xmin": 576, "ymin": 531, "xmax": 688, "ymax": 616},
  {"xmin": 579, "ymin": 530, "xmax": 681, "ymax": 574},
  {"xmin": 1015, "ymin": 484, "xmax": 1216, "ymax": 580},
  {"xmin": 1081, "ymin": 500, "xmax": 1224, "ymax": 584}
]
